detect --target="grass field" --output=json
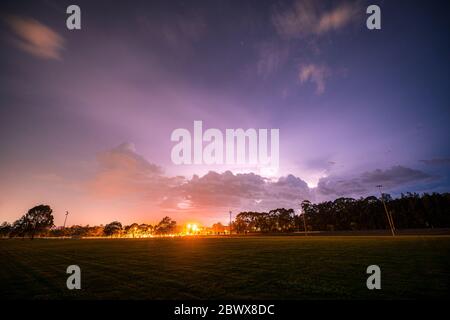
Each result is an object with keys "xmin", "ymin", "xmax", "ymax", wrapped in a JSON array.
[{"xmin": 1, "ymin": 236, "xmax": 449, "ymax": 300}]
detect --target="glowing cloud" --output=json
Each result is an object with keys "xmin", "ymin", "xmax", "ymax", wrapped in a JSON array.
[{"xmin": 4, "ymin": 16, "xmax": 65, "ymax": 60}]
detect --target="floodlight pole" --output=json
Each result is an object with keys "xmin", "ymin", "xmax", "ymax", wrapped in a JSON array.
[
  {"xmin": 302, "ymin": 210, "xmax": 308, "ymax": 236},
  {"xmin": 63, "ymin": 211, "xmax": 69, "ymax": 229},
  {"xmin": 299, "ymin": 203, "xmax": 309, "ymax": 236},
  {"xmin": 229, "ymin": 211, "xmax": 232, "ymax": 236},
  {"xmin": 376, "ymin": 185, "xmax": 395, "ymax": 236}
]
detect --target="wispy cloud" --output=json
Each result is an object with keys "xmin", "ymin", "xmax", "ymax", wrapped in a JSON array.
[
  {"xmin": 137, "ymin": 11, "xmax": 206, "ymax": 55},
  {"xmin": 298, "ymin": 64, "xmax": 331, "ymax": 94},
  {"xmin": 316, "ymin": 3, "xmax": 357, "ymax": 34},
  {"xmin": 272, "ymin": 0, "xmax": 359, "ymax": 39},
  {"xmin": 4, "ymin": 16, "xmax": 64, "ymax": 60},
  {"xmin": 256, "ymin": 41, "xmax": 290, "ymax": 78}
]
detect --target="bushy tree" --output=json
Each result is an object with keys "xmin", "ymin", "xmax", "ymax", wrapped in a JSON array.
[
  {"xmin": 234, "ymin": 193, "xmax": 450, "ymax": 233},
  {"xmin": 0, "ymin": 222, "xmax": 12, "ymax": 237},
  {"xmin": 154, "ymin": 216, "xmax": 176, "ymax": 235},
  {"xmin": 11, "ymin": 205, "xmax": 54, "ymax": 239},
  {"xmin": 104, "ymin": 221, "xmax": 122, "ymax": 237}
]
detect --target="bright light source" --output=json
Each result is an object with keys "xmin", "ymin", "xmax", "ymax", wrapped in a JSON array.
[{"xmin": 185, "ymin": 223, "xmax": 199, "ymax": 235}]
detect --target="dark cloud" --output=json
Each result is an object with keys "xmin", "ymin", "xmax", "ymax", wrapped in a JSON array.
[
  {"xmin": 87, "ymin": 145, "xmax": 436, "ymax": 215},
  {"xmin": 178, "ymin": 171, "xmax": 311, "ymax": 211},
  {"xmin": 303, "ymin": 156, "xmax": 336, "ymax": 171},
  {"xmin": 419, "ymin": 158, "xmax": 450, "ymax": 166},
  {"xmin": 317, "ymin": 166, "xmax": 433, "ymax": 198},
  {"xmin": 88, "ymin": 145, "xmax": 311, "ymax": 212},
  {"xmin": 179, "ymin": 171, "xmax": 266, "ymax": 208},
  {"xmin": 360, "ymin": 166, "xmax": 432, "ymax": 186},
  {"xmin": 88, "ymin": 143, "xmax": 316, "ymax": 212}
]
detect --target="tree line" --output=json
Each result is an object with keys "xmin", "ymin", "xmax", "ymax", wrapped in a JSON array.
[
  {"xmin": 1, "ymin": 192, "xmax": 449, "ymax": 238},
  {"xmin": 233, "ymin": 192, "xmax": 450, "ymax": 233},
  {"xmin": 0, "ymin": 206, "xmax": 178, "ymax": 238}
]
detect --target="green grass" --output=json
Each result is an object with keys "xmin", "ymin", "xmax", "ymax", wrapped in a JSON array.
[{"xmin": 0, "ymin": 236, "xmax": 449, "ymax": 299}]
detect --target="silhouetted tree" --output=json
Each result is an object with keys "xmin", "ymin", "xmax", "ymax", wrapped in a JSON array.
[
  {"xmin": 11, "ymin": 205, "xmax": 54, "ymax": 239},
  {"xmin": 154, "ymin": 216, "xmax": 176, "ymax": 235},
  {"xmin": 0, "ymin": 222, "xmax": 12, "ymax": 237},
  {"xmin": 104, "ymin": 221, "xmax": 122, "ymax": 237},
  {"xmin": 124, "ymin": 223, "xmax": 139, "ymax": 238},
  {"xmin": 235, "ymin": 193, "xmax": 450, "ymax": 233}
]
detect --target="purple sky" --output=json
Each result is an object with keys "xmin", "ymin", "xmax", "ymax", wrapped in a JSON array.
[{"xmin": 0, "ymin": 0, "xmax": 449, "ymax": 226}]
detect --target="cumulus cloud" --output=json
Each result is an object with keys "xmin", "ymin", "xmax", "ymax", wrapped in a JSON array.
[
  {"xmin": 88, "ymin": 144, "xmax": 313, "ymax": 213},
  {"xmin": 4, "ymin": 16, "xmax": 64, "ymax": 60},
  {"xmin": 360, "ymin": 166, "xmax": 432, "ymax": 186},
  {"xmin": 272, "ymin": 0, "xmax": 359, "ymax": 39},
  {"xmin": 317, "ymin": 166, "xmax": 434, "ymax": 198},
  {"xmin": 299, "ymin": 64, "xmax": 331, "ymax": 94},
  {"xmin": 87, "ymin": 145, "xmax": 436, "ymax": 218},
  {"xmin": 179, "ymin": 171, "xmax": 266, "ymax": 208},
  {"xmin": 89, "ymin": 143, "xmax": 183, "ymax": 199},
  {"xmin": 260, "ymin": 174, "xmax": 312, "ymax": 209},
  {"xmin": 176, "ymin": 171, "xmax": 312, "ymax": 212}
]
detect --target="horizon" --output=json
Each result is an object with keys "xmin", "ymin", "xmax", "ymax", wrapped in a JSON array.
[
  {"xmin": 4, "ymin": 189, "xmax": 448, "ymax": 228},
  {"xmin": 1, "ymin": 0, "xmax": 449, "ymax": 226}
]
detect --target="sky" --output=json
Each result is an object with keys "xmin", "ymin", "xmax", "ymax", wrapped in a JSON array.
[{"xmin": 0, "ymin": 0, "xmax": 449, "ymax": 226}]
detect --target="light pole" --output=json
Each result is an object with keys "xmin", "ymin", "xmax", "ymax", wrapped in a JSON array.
[
  {"xmin": 376, "ymin": 185, "xmax": 395, "ymax": 236},
  {"xmin": 299, "ymin": 203, "xmax": 308, "ymax": 236},
  {"xmin": 229, "ymin": 211, "xmax": 232, "ymax": 236},
  {"xmin": 62, "ymin": 211, "xmax": 69, "ymax": 239},
  {"xmin": 302, "ymin": 211, "xmax": 308, "ymax": 236},
  {"xmin": 63, "ymin": 211, "xmax": 69, "ymax": 229}
]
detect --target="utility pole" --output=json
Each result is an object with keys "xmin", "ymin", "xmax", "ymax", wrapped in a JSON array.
[
  {"xmin": 376, "ymin": 185, "xmax": 395, "ymax": 236},
  {"xmin": 229, "ymin": 211, "xmax": 232, "ymax": 236},
  {"xmin": 63, "ymin": 211, "xmax": 69, "ymax": 228}
]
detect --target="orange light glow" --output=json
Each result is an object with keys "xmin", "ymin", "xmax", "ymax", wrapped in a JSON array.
[{"xmin": 185, "ymin": 223, "xmax": 200, "ymax": 235}]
